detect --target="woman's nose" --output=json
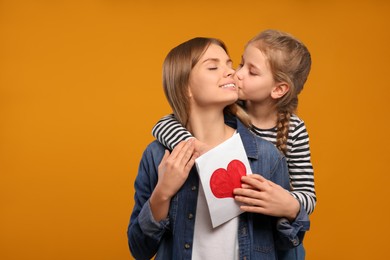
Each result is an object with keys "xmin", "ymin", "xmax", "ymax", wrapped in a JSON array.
[{"xmin": 225, "ymin": 67, "xmax": 235, "ymax": 77}]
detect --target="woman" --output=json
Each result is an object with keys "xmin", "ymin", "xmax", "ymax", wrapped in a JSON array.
[{"xmin": 127, "ymin": 37, "xmax": 309, "ymax": 260}]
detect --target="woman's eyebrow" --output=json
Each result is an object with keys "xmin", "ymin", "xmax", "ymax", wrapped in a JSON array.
[{"xmin": 202, "ymin": 58, "xmax": 233, "ymax": 64}]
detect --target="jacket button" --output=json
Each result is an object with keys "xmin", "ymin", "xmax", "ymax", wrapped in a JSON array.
[
  {"xmin": 191, "ymin": 186, "xmax": 197, "ymax": 191},
  {"xmin": 291, "ymin": 238, "xmax": 299, "ymax": 246},
  {"xmin": 184, "ymin": 243, "xmax": 191, "ymax": 249},
  {"xmin": 188, "ymin": 213, "xmax": 194, "ymax": 219}
]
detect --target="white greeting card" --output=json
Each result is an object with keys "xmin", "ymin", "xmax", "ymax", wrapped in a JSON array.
[{"xmin": 195, "ymin": 133, "xmax": 252, "ymax": 228}]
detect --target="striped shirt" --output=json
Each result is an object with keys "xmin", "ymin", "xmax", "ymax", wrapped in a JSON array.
[
  {"xmin": 151, "ymin": 114, "xmax": 316, "ymax": 215},
  {"xmin": 250, "ymin": 114, "xmax": 316, "ymax": 214}
]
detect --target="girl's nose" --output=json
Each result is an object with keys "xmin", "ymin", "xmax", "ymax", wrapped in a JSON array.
[{"xmin": 235, "ymin": 69, "xmax": 242, "ymax": 80}]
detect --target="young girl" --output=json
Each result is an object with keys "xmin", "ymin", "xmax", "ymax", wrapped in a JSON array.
[
  {"xmin": 128, "ymin": 37, "xmax": 309, "ymax": 260},
  {"xmin": 152, "ymin": 29, "xmax": 316, "ymax": 217}
]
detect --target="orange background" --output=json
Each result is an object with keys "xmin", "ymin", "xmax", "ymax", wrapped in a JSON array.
[{"xmin": 1, "ymin": 0, "xmax": 389, "ymax": 259}]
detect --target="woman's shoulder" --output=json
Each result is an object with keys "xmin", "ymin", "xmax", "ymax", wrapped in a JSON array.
[
  {"xmin": 141, "ymin": 140, "xmax": 167, "ymax": 161},
  {"xmin": 245, "ymin": 129, "xmax": 289, "ymax": 187},
  {"xmin": 236, "ymin": 118, "xmax": 284, "ymax": 160},
  {"xmin": 255, "ymin": 134, "xmax": 285, "ymax": 158}
]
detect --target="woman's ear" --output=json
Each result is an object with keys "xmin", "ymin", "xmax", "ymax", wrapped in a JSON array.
[
  {"xmin": 271, "ymin": 82, "xmax": 289, "ymax": 99},
  {"xmin": 187, "ymin": 84, "xmax": 194, "ymax": 98}
]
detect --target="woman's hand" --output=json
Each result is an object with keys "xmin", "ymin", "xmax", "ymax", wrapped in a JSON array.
[
  {"xmin": 233, "ymin": 174, "xmax": 300, "ymax": 222},
  {"xmin": 150, "ymin": 139, "xmax": 198, "ymax": 221}
]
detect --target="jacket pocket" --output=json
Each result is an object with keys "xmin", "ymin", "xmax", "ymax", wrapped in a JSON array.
[{"xmin": 252, "ymin": 214, "xmax": 275, "ymax": 254}]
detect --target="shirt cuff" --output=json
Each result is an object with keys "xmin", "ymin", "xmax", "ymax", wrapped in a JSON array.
[
  {"xmin": 276, "ymin": 203, "xmax": 310, "ymax": 248},
  {"xmin": 138, "ymin": 200, "xmax": 170, "ymax": 241}
]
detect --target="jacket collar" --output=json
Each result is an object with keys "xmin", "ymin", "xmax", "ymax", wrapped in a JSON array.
[{"xmin": 236, "ymin": 118, "xmax": 258, "ymax": 160}]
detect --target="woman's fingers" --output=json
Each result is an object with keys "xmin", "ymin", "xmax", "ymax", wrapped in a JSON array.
[
  {"xmin": 240, "ymin": 175, "xmax": 270, "ymax": 191},
  {"xmin": 243, "ymin": 174, "xmax": 267, "ymax": 183},
  {"xmin": 168, "ymin": 140, "xmax": 187, "ymax": 160},
  {"xmin": 178, "ymin": 139, "xmax": 195, "ymax": 167},
  {"xmin": 234, "ymin": 186, "xmax": 262, "ymax": 200},
  {"xmin": 233, "ymin": 174, "xmax": 271, "ymax": 205},
  {"xmin": 156, "ymin": 140, "xmax": 196, "ymax": 198},
  {"xmin": 170, "ymin": 140, "xmax": 194, "ymax": 162},
  {"xmin": 157, "ymin": 150, "xmax": 170, "ymax": 173},
  {"xmin": 161, "ymin": 149, "xmax": 170, "ymax": 163},
  {"xmin": 184, "ymin": 151, "xmax": 199, "ymax": 172}
]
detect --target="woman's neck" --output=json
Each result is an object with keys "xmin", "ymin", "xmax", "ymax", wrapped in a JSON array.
[
  {"xmin": 187, "ymin": 109, "xmax": 235, "ymax": 148},
  {"xmin": 245, "ymin": 100, "xmax": 278, "ymax": 129}
]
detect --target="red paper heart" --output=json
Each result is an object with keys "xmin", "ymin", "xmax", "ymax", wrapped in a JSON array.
[{"xmin": 210, "ymin": 159, "xmax": 247, "ymax": 198}]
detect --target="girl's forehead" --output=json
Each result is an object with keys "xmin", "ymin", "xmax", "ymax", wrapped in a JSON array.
[{"xmin": 244, "ymin": 44, "xmax": 267, "ymax": 61}]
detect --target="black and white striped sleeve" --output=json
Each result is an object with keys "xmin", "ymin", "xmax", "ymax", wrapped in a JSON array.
[
  {"xmin": 287, "ymin": 119, "xmax": 317, "ymax": 215},
  {"xmin": 151, "ymin": 114, "xmax": 194, "ymax": 150}
]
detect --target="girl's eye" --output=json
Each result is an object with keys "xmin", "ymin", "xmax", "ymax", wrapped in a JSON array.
[
  {"xmin": 249, "ymin": 71, "xmax": 258, "ymax": 76},
  {"xmin": 208, "ymin": 67, "xmax": 218, "ymax": 70}
]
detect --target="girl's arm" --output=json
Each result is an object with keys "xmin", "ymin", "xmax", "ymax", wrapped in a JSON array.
[
  {"xmin": 152, "ymin": 114, "xmax": 193, "ymax": 150},
  {"xmin": 233, "ymin": 121, "xmax": 316, "ymax": 217},
  {"xmin": 152, "ymin": 114, "xmax": 210, "ymax": 154},
  {"xmin": 287, "ymin": 120, "xmax": 316, "ymax": 215},
  {"xmin": 250, "ymin": 117, "xmax": 317, "ymax": 215},
  {"xmin": 233, "ymin": 156, "xmax": 309, "ymax": 249}
]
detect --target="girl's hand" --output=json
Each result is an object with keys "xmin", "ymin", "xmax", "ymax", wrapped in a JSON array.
[
  {"xmin": 192, "ymin": 138, "xmax": 211, "ymax": 156},
  {"xmin": 233, "ymin": 174, "xmax": 300, "ymax": 222}
]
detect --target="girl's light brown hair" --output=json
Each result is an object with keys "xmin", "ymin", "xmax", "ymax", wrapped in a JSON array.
[
  {"xmin": 248, "ymin": 29, "xmax": 311, "ymax": 155},
  {"xmin": 163, "ymin": 37, "xmax": 250, "ymax": 128}
]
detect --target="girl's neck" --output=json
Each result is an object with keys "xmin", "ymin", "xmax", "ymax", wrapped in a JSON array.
[
  {"xmin": 245, "ymin": 101, "xmax": 278, "ymax": 129},
  {"xmin": 187, "ymin": 109, "xmax": 235, "ymax": 148}
]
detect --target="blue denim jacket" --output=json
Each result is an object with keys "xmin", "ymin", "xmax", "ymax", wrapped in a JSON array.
[{"xmin": 128, "ymin": 118, "xmax": 310, "ymax": 260}]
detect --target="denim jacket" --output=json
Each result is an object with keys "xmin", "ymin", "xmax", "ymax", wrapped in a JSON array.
[{"xmin": 128, "ymin": 118, "xmax": 310, "ymax": 260}]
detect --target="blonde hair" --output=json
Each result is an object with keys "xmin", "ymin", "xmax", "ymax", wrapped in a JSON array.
[
  {"xmin": 163, "ymin": 37, "xmax": 251, "ymax": 128},
  {"xmin": 248, "ymin": 29, "xmax": 311, "ymax": 154}
]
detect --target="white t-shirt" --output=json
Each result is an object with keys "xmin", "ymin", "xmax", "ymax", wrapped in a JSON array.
[{"xmin": 191, "ymin": 183, "xmax": 239, "ymax": 260}]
